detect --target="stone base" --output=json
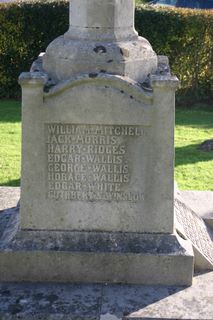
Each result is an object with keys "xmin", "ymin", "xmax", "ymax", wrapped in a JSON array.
[
  {"xmin": 0, "ymin": 209, "xmax": 193, "ymax": 285},
  {"xmin": 1, "ymin": 271, "xmax": 212, "ymax": 320},
  {"xmin": 42, "ymin": 36, "xmax": 157, "ymax": 84}
]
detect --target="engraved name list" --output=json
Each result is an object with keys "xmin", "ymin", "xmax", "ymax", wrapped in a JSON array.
[{"xmin": 46, "ymin": 123, "xmax": 144, "ymax": 201}]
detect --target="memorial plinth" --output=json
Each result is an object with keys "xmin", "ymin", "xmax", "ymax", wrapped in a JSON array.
[{"xmin": 0, "ymin": 0, "xmax": 194, "ymax": 285}]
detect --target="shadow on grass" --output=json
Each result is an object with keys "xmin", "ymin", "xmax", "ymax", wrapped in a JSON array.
[
  {"xmin": 176, "ymin": 109, "xmax": 213, "ymax": 129},
  {"xmin": 0, "ymin": 100, "xmax": 21, "ymax": 123},
  {"xmin": 0, "ymin": 179, "xmax": 21, "ymax": 187},
  {"xmin": 175, "ymin": 143, "xmax": 213, "ymax": 167}
]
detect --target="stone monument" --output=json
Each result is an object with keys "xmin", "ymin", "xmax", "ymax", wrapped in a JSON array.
[{"xmin": 0, "ymin": 0, "xmax": 194, "ymax": 284}]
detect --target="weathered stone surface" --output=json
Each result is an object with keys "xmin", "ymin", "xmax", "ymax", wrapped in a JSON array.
[
  {"xmin": 19, "ymin": 73, "xmax": 177, "ymax": 234},
  {"xmin": 0, "ymin": 207, "xmax": 193, "ymax": 285},
  {"xmin": 7, "ymin": 0, "xmax": 194, "ymax": 285},
  {"xmin": 0, "ymin": 271, "xmax": 212, "ymax": 319},
  {"xmin": 0, "ymin": 281, "xmax": 101, "ymax": 319},
  {"xmin": 101, "ymin": 272, "xmax": 213, "ymax": 320},
  {"xmin": 177, "ymin": 190, "xmax": 213, "ymax": 229},
  {"xmin": 66, "ymin": 0, "xmax": 138, "ymax": 41},
  {"xmin": 175, "ymin": 198, "xmax": 213, "ymax": 270},
  {"xmin": 43, "ymin": 36, "xmax": 157, "ymax": 84},
  {"xmin": 42, "ymin": 0, "xmax": 157, "ymax": 83},
  {"xmin": 0, "ymin": 187, "xmax": 20, "ymax": 211},
  {"xmin": 15, "ymin": 35, "xmax": 194, "ymax": 284}
]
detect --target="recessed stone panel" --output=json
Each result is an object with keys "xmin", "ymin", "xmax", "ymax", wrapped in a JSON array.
[{"xmin": 45, "ymin": 123, "xmax": 144, "ymax": 202}]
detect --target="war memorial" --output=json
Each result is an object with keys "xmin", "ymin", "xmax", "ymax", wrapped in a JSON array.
[{"xmin": 0, "ymin": 0, "xmax": 212, "ymax": 318}]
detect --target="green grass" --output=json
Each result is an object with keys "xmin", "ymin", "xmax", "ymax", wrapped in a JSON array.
[
  {"xmin": 175, "ymin": 108, "xmax": 213, "ymax": 190},
  {"xmin": 0, "ymin": 100, "xmax": 213, "ymax": 190},
  {"xmin": 0, "ymin": 100, "xmax": 21, "ymax": 186}
]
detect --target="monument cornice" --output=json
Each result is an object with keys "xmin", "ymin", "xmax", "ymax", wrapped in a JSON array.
[{"xmin": 44, "ymin": 73, "xmax": 153, "ymax": 104}]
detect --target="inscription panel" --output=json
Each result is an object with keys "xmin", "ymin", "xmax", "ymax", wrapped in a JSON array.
[{"xmin": 45, "ymin": 123, "xmax": 144, "ymax": 202}]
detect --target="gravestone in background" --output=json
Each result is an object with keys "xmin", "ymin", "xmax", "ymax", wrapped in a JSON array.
[{"xmin": 0, "ymin": 0, "xmax": 194, "ymax": 284}]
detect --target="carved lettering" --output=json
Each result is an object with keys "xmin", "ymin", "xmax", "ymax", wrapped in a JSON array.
[{"xmin": 46, "ymin": 124, "xmax": 144, "ymax": 202}]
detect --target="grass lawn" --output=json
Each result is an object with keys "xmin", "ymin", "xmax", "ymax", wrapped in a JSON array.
[
  {"xmin": 175, "ymin": 108, "xmax": 213, "ymax": 190},
  {"xmin": 0, "ymin": 100, "xmax": 212, "ymax": 190},
  {"xmin": 0, "ymin": 100, "xmax": 21, "ymax": 186}
]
